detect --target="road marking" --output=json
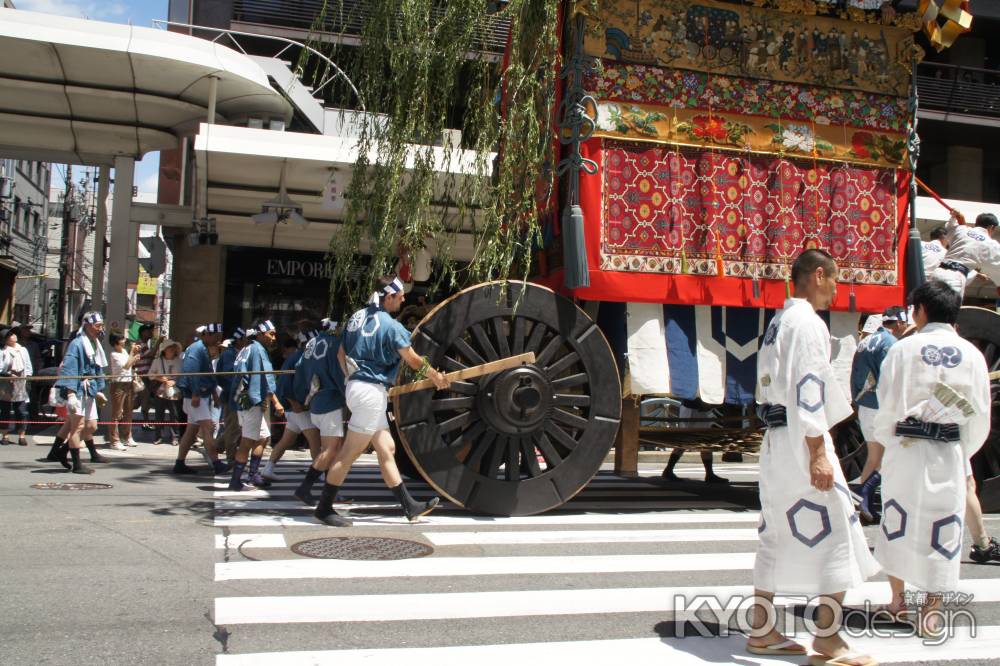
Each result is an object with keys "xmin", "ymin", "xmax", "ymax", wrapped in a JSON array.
[
  {"xmin": 215, "ymin": 552, "xmax": 757, "ymax": 581},
  {"xmin": 216, "ymin": 625, "xmax": 1000, "ymax": 665},
  {"xmin": 213, "ymin": 577, "xmax": 1000, "ymax": 625},
  {"xmin": 212, "ymin": 492, "xmax": 699, "ymax": 510},
  {"xmin": 214, "ymin": 533, "xmax": 286, "ymax": 549},
  {"xmin": 424, "ymin": 528, "xmax": 760, "ymax": 545},
  {"xmin": 213, "ymin": 510, "xmax": 760, "ymax": 528}
]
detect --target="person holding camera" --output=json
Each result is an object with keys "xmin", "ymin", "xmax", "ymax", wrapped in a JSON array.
[{"xmin": 106, "ymin": 333, "xmax": 141, "ymax": 450}]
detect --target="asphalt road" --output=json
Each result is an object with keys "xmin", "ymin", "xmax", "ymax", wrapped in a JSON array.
[{"xmin": 2, "ymin": 430, "xmax": 1000, "ymax": 666}]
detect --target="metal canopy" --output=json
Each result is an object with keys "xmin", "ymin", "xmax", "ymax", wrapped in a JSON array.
[{"xmin": 0, "ymin": 8, "xmax": 292, "ymax": 165}]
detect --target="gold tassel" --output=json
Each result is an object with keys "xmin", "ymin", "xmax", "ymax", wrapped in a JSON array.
[
  {"xmin": 784, "ymin": 274, "xmax": 791, "ymax": 299},
  {"xmin": 680, "ymin": 247, "xmax": 689, "ymax": 274}
]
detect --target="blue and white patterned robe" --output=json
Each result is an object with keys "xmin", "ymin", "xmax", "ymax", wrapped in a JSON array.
[
  {"xmin": 873, "ymin": 323, "xmax": 990, "ymax": 592},
  {"xmin": 755, "ymin": 298, "xmax": 880, "ymax": 594}
]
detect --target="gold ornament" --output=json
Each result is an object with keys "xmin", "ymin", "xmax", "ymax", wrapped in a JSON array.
[{"xmin": 917, "ymin": 0, "xmax": 973, "ymax": 52}]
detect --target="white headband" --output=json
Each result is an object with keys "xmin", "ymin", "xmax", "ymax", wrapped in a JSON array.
[
  {"xmin": 195, "ymin": 325, "xmax": 206, "ymax": 335},
  {"xmin": 83, "ymin": 312, "xmax": 103, "ymax": 325},
  {"xmin": 231, "ymin": 327, "xmax": 246, "ymax": 340},
  {"xmin": 204, "ymin": 323, "xmax": 224, "ymax": 334},
  {"xmin": 321, "ymin": 318, "xmax": 338, "ymax": 332},
  {"xmin": 257, "ymin": 320, "xmax": 276, "ymax": 333},
  {"xmin": 369, "ymin": 277, "xmax": 405, "ymax": 306}
]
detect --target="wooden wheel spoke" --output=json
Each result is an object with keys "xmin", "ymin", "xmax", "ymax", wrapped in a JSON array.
[
  {"xmin": 519, "ymin": 437, "xmax": 542, "ymax": 477},
  {"xmin": 485, "ymin": 435, "xmax": 507, "ymax": 478},
  {"xmin": 450, "ymin": 380, "xmax": 479, "ymax": 395},
  {"xmin": 465, "ymin": 429, "xmax": 497, "ymax": 468},
  {"xmin": 441, "ymin": 355, "xmax": 468, "ymax": 373},
  {"xmin": 453, "ymin": 337, "xmax": 486, "ymax": 366},
  {"xmin": 470, "ymin": 322, "xmax": 499, "ymax": 362},
  {"xmin": 534, "ymin": 333, "xmax": 564, "ymax": 368},
  {"xmin": 545, "ymin": 351, "xmax": 579, "ymax": 377},
  {"xmin": 505, "ymin": 437, "xmax": 520, "ymax": 481},
  {"xmin": 553, "ymin": 393, "xmax": 590, "ymax": 407},
  {"xmin": 552, "ymin": 407, "xmax": 588, "ymax": 431},
  {"xmin": 432, "ymin": 396, "xmax": 476, "ymax": 411},
  {"xmin": 448, "ymin": 421, "xmax": 486, "ymax": 460},
  {"xmin": 535, "ymin": 433, "xmax": 563, "ymax": 467},
  {"xmin": 512, "ymin": 316, "xmax": 527, "ymax": 355},
  {"xmin": 551, "ymin": 372, "xmax": 588, "ymax": 391},
  {"xmin": 524, "ymin": 320, "xmax": 547, "ymax": 355},
  {"xmin": 438, "ymin": 411, "xmax": 474, "ymax": 436},
  {"xmin": 545, "ymin": 422, "xmax": 579, "ymax": 452},
  {"xmin": 492, "ymin": 317, "xmax": 511, "ymax": 358}
]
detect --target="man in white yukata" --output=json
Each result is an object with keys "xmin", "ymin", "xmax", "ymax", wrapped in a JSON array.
[
  {"xmin": 930, "ymin": 211, "xmax": 1000, "ymax": 295},
  {"xmin": 921, "ymin": 227, "xmax": 948, "ymax": 278},
  {"xmin": 749, "ymin": 249, "xmax": 880, "ymax": 665},
  {"xmin": 873, "ymin": 279, "xmax": 991, "ymax": 637}
]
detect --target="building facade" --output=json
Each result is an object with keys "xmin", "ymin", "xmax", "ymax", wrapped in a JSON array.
[{"xmin": 1, "ymin": 158, "xmax": 51, "ymax": 326}]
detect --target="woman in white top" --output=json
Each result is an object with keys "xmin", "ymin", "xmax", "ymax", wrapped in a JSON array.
[
  {"xmin": 107, "ymin": 333, "xmax": 141, "ymax": 450},
  {"xmin": 149, "ymin": 340, "xmax": 183, "ymax": 445},
  {"xmin": 0, "ymin": 327, "xmax": 32, "ymax": 446}
]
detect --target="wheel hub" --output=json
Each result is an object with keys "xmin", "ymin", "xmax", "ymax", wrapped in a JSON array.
[{"xmin": 478, "ymin": 366, "xmax": 552, "ymax": 435}]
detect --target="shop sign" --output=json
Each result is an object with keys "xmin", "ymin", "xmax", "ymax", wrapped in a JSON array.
[{"xmin": 266, "ymin": 258, "xmax": 333, "ymax": 280}]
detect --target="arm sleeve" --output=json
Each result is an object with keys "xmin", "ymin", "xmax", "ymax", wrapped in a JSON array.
[
  {"xmin": 390, "ymin": 321, "xmax": 412, "ymax": 351},
  {"xmin": 787, "ymin": 321, "xmax": 853, "ymax": 438},
  {"xmin": 963, "ymin": 351, "xmax": 992, "ymax": 459},
  {"xmin": 54, "ymin": 344, "xmax": 81, "ymax": 391},
  {"xmin": 873, "ymin": 345, "xmax": 902, "ymax": 447},
  {"xmin": 22, "ymin": 348, "xmax": 32, "ymax": 377},
  {"xmin": 975, "ymin": 241, "xmax": 1000, "ymax": 287}
]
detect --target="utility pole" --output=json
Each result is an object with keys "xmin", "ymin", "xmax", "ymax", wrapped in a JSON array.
[{"xmin": 56, "ymin": 164, "xmax": 71, "ymax": 339}]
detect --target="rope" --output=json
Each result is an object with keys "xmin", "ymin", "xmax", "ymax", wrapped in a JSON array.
[{"xmin": 0, "ymin": 369, "xmax": 296, "ymax": 383}]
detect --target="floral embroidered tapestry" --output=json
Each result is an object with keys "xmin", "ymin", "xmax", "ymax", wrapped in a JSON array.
[{"xmin": 599, "ymin": 140, "xmax": 900, "ymax": 286}]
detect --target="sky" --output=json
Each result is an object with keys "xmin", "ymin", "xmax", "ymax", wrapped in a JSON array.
[{"xmin": 15, "ymin": 0, "xmax": 170, "ymax": 195}]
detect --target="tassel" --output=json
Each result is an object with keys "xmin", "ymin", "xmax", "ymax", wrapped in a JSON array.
[
  {"xmin": 752, "ymin": 276, "xmax": 761, "ymax": 300},
  {"xmin": 562, "ymin": 204, "xmax": 591, "ymax": 289},
  {"xmin": 849, "ymin": 282, "xmax": 857, "ymax": 312},
  {"xmin": 784, "ymin": 273, "xmax": 791, "ymax": 299},
  {"xmin": 715, "ymin": 254, "xmax": 725, "ymax": 277},
  {"xmin": 680, "ymin": 247, "xmax": 689, "ymax": 274}
]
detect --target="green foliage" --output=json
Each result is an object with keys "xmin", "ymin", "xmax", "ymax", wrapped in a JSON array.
[{"xmin": 301, "ymin": 1, "xmax": 562, "ymax": 305}]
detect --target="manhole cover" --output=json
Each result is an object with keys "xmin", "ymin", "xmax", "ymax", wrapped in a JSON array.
[
  {"xmin": 291, "ymin": 536, "xmax": 433, "ymax": 560},
  {"xmin": 31, "ymin": 482, "xmax": 113, "ymax": 490}
]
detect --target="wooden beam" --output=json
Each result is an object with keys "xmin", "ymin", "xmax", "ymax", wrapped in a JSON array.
[
  {"xmin": 614, "ymin": 396, "xmax": 640, "ymax": 478},
  {"xmin": 388, "ymin": 352, "xmax": 536, "ymax": 397}
]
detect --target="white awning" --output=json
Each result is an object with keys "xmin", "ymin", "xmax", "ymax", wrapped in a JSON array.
[
  {"xmin": 192, "ymin": 123, "xmax": 488, "ymax": 257},
  {"xmin": 0, "ymin": 8, "xmax": 292, "ymax": 165}
]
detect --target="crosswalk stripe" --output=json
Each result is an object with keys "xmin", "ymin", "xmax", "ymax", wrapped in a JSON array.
[
  {"xmin": 215, "ymin": 625, "xmax": 1000, "ymax": 665},
  {"xmin": 423, "ymin": 528, "xmax": 760, "ymax": 545},
  {"xmin": 213, "ymin": 577, "xmax": 1000, "ymax": 625},
  {"xmin": 213, "ymin": 510, "xmax": 760, "ymax": 528},
  {"xmin": 215, "ymin": 533, "xmax": 286, "ymax": 549},
  {"xmin": 213, "ymin": 492, "xmax": 698, "ymax": 510},
  {"xmin": 214, "ymin": 552, "xmax": 757, "ymax": 581}
]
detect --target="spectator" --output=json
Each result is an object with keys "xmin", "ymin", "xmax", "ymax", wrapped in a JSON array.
[
  {"xmin": 0, "ymin": 326, "xmax": 32, "ymax": 446},
  {"xmin": 107, "ymin": 333, "xmax": 140, "ymax": 450},
  {"xmin": 133, "ymin": 324, "xmax": 157, "ymax": 430},
  {"xmin": 149, "ymin": 340, "xmax": 183, "ymax": 446}
]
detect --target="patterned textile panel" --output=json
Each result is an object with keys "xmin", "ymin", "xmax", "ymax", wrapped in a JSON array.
[
  {"xmin": 592, "ymin": 301, "xmax": 858, "ymax": 404},
  {"xmin": 586, "ymin": 62, "xmax": 907, "ymax": 168},
  {"xmin": 601, "ymin": 140, "xmax": 900, "ymax": 285},
  {"xmin": 582, "ymin": 0, "xmax": 916, "ymax": 97}
]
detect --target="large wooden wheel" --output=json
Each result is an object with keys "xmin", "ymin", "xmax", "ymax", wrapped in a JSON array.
[
  {"xmin": 957, "ymin": 306, "xmax": 1000, "ymax": 511},
  {"xmin": 392, "ymin": 281, "xmax": 622, "ymax": 516}
]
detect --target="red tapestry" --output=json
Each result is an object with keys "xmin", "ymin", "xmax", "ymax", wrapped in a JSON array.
[{"xmin": 572, "ymin": 138, "xmax": 910, "ymax": 311}]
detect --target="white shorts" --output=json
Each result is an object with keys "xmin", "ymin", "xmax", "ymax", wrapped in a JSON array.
[
  {"xmin": 857, "ymin": 405, "xmax": 877, "ymax": 442},
  {"xmin": 184, "ymin": 397, "xmax": 215, "ymax": 424},
  {"xmin": 285, "ymin": 410, "xmax": 318, "ymax": 434},
  {"xmin": 237, "ymin": 405, "xmax": 271, "ymax": 440},
  {"xmin": 311, "ymin": 409, "xmax": 345, "ymax": 438},
  {"xmin": 930, "ymin": 266, "xmax": 968, "ymax": 296},
  {"xmin": 66, "ymin": 393, "xmax": 98, "ymax": 421},
  {"xmin": 345, "ymin": 380, "xmax": 389, "ymax": 435}
]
